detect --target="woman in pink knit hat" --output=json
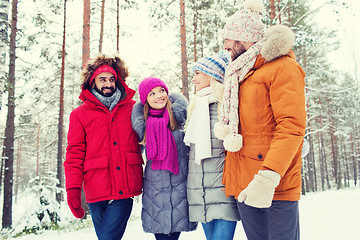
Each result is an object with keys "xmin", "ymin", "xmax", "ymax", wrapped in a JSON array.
[{"xmin": 131, "ymin": 77, "xmax": 197, "ymax": 240}]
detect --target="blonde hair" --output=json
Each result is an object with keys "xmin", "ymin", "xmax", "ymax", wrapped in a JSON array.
[
  {"xmin": 184, "ymin": 78, "xmax": 224, "ymax": 131},
  {"xmin": 139, "ymin": 99, "xmax": 177, "ymax": 145}
]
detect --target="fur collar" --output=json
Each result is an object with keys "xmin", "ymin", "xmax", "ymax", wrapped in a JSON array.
[
  {"xmin": 131, "ymin": 92, "xmax": 188, "ymax": 141},
  {"xmin": 260, "ymin": 25, "xmax": 295, "ymax": 62}
]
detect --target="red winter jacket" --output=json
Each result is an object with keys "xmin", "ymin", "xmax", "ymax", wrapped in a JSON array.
[{"xmin": 64, "ymin": 81, "xmax": 143, "ymax": 203}]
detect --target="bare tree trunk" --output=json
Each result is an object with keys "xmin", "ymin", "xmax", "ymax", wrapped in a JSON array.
[
  {"xmin": 99, "ymin": 0, "xmax": 105, "ymax": 52},
  {"xmin": 317, "ymin": 100, "xmax": 330, "ymax": 190},
  {"xmin": 0, "ymin": 0, "xmax": 9, "ymax": 113},
  {"xmin": 357, "ymin": 131, "xmax": 360, "ymax": 185},
  {"xmin": 277, "ymin": 0, "xmax": 281, "ymax": 24},
  {"xmin": 307, "ymin": 134, "xmax": 317, "ymax": 191},
  {"xmin": 305, "ymin": 125, "xmax": 314, "ymax": 192},
  {"xmin": 193, "ymin": 10, "xmax": 197, "ymax": 63},
  {"xmin": 312, "ymin": 136, "xmax": 318, "ymax": 191},
  {"xmin": 301, "ymin": 165, "xmax": 306, "ymax": 195},
  {"xmin": 2, "ymin": 0, "xmax": 17, "ymax": 229},
  {"xmin": 82, "ymin": 0, "xmax": 91, "ymax": 217},
  {"xmin": 336, "ymin": 142, "xmax": 342, "ymax": 189},
  {"xmin": 15, "ymin": 139, "xmax": 20, "ymax": 203},
  {"xmin": 36, "ymin": 124, "xmax": 40, "ymax": 176},
  {"xmin": 323, "ymin": 136, "xmax": 331, "ymax": 189},
  {"xmin": 350, "ymin": 133, "xmax": 357, "ymax": 186},
  {"xmin": 83, "ymin": 0, "xmax": 90, "ymax": 66},
  {"xmin": 343, "ymin": 143, "xmax": 350, "ymax": 187},
  {"xmin": 179, "ymin": 0, "xmax": 188, "ymax": 100},
  {"xmin": 56, "ymin": 0, "xmax": 67, "ymax": 204},
  {"xmin": 0, "ymin": 152, "xmax": 4, "ymax": 195},
  {"xmin": 318, "ymin": 129, "xmax": 325, "ymax": 191},
  {"xmin": 269, "ymin": 0, "xmax": 275, "ymax": 24},
  {"xmin": 329, "ymin": 116, "xmax": 338, "ymax": 188},
  {"xmin": 117, "ymin": 0, "xmax": 119, "ymax": 52}
]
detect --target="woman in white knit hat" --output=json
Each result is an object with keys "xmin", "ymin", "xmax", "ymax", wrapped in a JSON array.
[{"xmin": 184, "ymin": 51, "xmax": 240, "ymax": 240}]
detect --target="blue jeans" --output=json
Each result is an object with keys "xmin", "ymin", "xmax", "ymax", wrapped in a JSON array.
[
  {"xmin": 237, "ymin": 200, "xmax": 299, "ymax": 240},
  {"xmin": 89, "ymin": 198, "xmax": 133, "ymax": 240},
  {"xmin": 154, "ymin": 232, "xmax": 181, "ymax": 240},
  {"xmin": 202, "ymin": 219, "xmax": 237, "ymax": 240}
]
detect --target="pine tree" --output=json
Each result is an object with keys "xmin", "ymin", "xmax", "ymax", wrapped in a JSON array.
[{"xmin": 2, "ymin": 0, "xmax": 18, "ymax": 229}]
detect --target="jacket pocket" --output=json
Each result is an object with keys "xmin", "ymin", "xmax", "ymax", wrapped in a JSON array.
[
  {"xmin": 241, "ymin": 145, "xmax": 270, "ymax": 162},
  {"xmin": 125, "ymin": 152, "xmax": 144, "ymax": 194},
  {"xmin": 239, "ymin": 145, "xmax": 271, "ymax": 189},
  {"xmin": 83, "ymin": 156, "xmax": 111, "ymax": 199}
]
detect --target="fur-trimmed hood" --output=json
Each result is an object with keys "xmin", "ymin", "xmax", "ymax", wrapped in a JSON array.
[
  {"xmin": 81, "ymin": 53, "xmax": 129, "ymax": 90},
  {"xmin": 78, "ymin": 53, "xmax": 136, "ymax": 105},
  {"xmin": 260, "ymin": 25, "xmax": 295, "ymax": 62},
  {"xmin": 131, "ymin": 92, "xmax": 188, "ymax": 141}
]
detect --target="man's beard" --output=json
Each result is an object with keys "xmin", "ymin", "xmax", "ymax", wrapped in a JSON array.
[
  {"xmin": 94, "ymin": 86, "xmax": 115, "ymax": 97},
  {"xmin": 232, "ymin": 42, "xmax": 247, "ymax": 61}
]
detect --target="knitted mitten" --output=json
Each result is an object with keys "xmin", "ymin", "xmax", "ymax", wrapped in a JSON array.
[
  {"xmin": 67, "ymin": 188, "xmax": 85, "ymax": 219},
  {"xmin": 237, "ymin": 170, "xmax": 281, "ymax": 208}
]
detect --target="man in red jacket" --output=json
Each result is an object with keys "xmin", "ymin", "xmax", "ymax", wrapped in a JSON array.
[{"xmin": 64, "ymin": 54, "xmax": 143, "ymax": 239}]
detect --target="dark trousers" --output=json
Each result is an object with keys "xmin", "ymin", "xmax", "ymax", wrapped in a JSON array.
[
  {"xmin": 237, "ymin": 200, "xmax": 300, "ymax": 240},
  {"xmin": 154, "ymin": 232, "xmax": 181, "ymax": 240},
  {"xmin": 89, "ymin": 198, "xmax": 133, "ymax": 240}
]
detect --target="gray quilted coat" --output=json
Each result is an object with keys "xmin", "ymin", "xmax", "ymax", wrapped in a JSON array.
[
  {"xmin": 187, "ymin": 102, "xmax": 240, "ymax": 223},
  {"xmin": 131, "ymin": 92, "xmax": 197, "ymax": 234}
]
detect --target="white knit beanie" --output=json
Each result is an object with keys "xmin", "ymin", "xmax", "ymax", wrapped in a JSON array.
[{"xmin": 221, "ymin": 0, "xmax": 265, "ymax": 42}]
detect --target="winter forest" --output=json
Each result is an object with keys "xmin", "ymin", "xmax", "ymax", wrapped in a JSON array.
[{"xmin": 0, "ymin": 0, "xmax": 359, "ymax": 238}]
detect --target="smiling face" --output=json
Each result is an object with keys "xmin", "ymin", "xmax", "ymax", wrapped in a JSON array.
[
  {"xmin": 92, "ymin": 72, "xmax": 116, "ymax": 97},
  {"xmin": 146, "ymin": 86, "xmax": 168, "ymax": 109},
  {"xmin": 192, "ymin": 70, "xmax": 211, "ymax": 92}
]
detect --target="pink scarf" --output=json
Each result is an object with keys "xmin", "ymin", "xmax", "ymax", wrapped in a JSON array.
[{"xmin": 146, "ymin": 108, "xmax": 179, "ymax": 175}]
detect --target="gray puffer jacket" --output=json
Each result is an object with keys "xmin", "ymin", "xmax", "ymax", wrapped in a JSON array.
[
  {"xmin": 187, "ymin": 102, "xmax": 240, "ymax": 223},
  {"xmin": 131, "ymin": 92, "xmax": 197, "ymax": 234}
]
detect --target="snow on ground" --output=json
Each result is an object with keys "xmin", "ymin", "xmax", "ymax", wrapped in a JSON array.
[{"xmin": 8, "ymin": 188, "xmax": 360, "ymax": 240}]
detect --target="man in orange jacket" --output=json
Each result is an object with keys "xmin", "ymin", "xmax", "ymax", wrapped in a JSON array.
[{"xmin": 214, "ymin": 0, "xmax": 306, "ymax": 239}]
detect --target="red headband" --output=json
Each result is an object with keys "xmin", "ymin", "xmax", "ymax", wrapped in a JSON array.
[{"xmin": 89, "ymin": 64, "xmax": 118, "ymax": 85}]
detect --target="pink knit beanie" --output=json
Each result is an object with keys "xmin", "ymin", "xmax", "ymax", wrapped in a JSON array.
[
  {"xmin": 138, "ymin": 76, "xmax": 169, "ymax": 105},
  {"xmin": 221, "ymin": 0, "xmax": 265, "ymax": 42}
]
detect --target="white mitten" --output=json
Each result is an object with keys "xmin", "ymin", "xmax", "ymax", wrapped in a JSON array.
[{"xmin": 237, "ymin": 170, "xmax": 281, "ymax": 208}]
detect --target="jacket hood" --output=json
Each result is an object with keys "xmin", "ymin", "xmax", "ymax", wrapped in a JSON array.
[
  {"xmin": 79, "ymin": 53, "xmax": 135, "ymax": 106},
  {"xmin": 131, "ymin": 92, "xmax": 188, "ymax": 141},
  {"xmin": 260, "ymin": 25, "xmax": 295, "ymax": 62},
  {"xmin": 81, "ymin": 53, "xmax": 129, "ymax": 90}
]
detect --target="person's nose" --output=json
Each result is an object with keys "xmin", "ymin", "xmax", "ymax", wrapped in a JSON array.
[{"xmin": 104, "ymin": 79, "xmax": 112, "ymax": 87}]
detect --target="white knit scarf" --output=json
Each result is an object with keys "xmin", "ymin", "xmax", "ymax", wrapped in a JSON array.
[
  {"xmin": 184, "ymin": 87, "xmax": 217, "ymax": 164},
  {"xmin": 216, "ymin": 39, "xmax": 264, "ymax": 152}
]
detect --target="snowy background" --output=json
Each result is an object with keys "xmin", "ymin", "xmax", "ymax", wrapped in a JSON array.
[
  {"xmin": 4, "ymin": 188, "xmax": 359, "ymax": 239},
  {"xmin": 3, "ymin": 187, "xmax": 360, "ymax": 240},
  {"xmin": 1, "ymin": 0, "xmax": 360, "ymax": 239}
]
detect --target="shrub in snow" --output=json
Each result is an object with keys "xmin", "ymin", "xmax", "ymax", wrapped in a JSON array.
[{"xmin": 11, "ymin": 172, "xmax": 64, "ymax": 236}]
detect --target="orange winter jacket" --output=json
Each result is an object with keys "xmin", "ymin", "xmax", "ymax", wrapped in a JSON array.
[{"xmin": 223, "ymin": 51, "xmax": 306, "ymax": 201}]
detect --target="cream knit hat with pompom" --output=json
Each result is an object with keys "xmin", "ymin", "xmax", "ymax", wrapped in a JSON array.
[{"xmin": 221, "ymin": 0, "xmax": 265, "ymax": 42}]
